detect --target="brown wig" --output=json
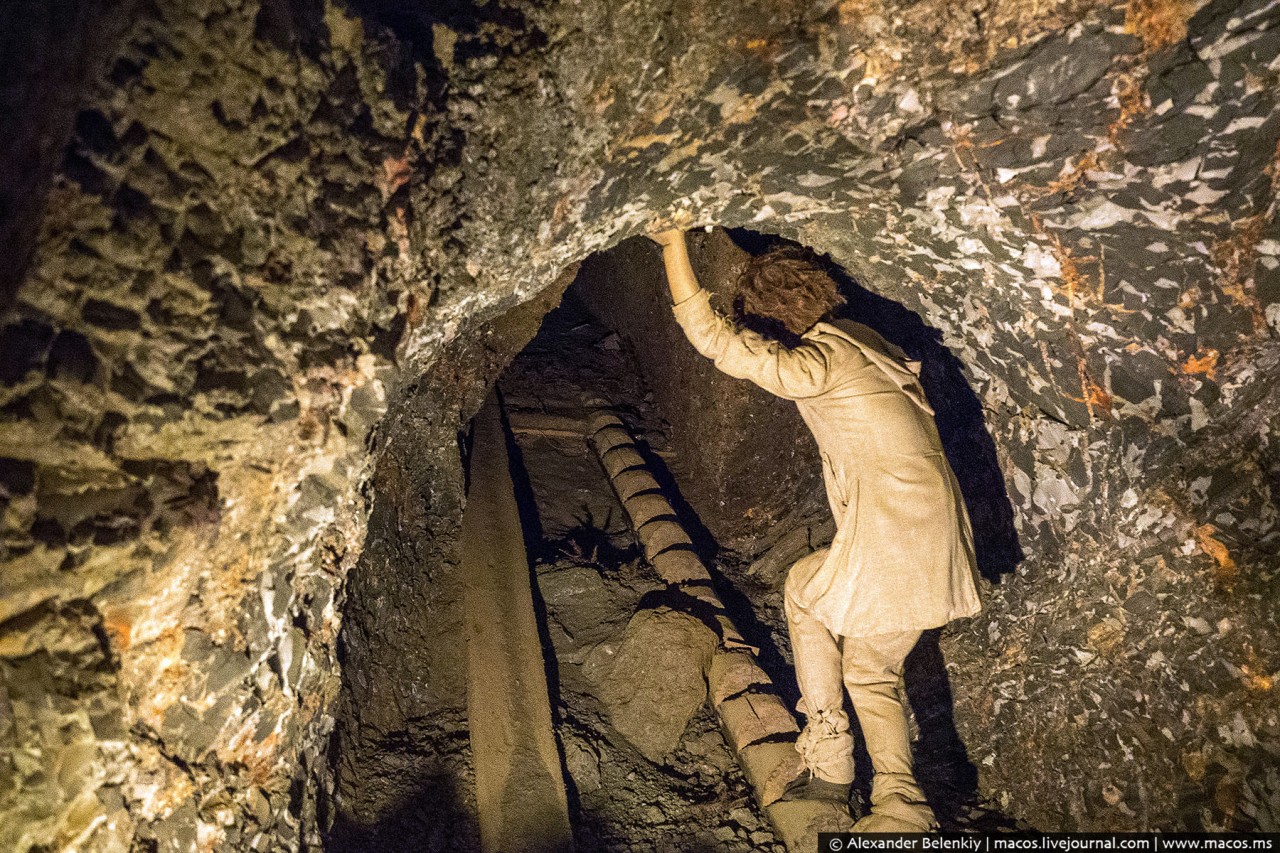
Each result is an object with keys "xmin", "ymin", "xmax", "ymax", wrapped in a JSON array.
[{"xmin": 734, "ymin": 246, "xmax": 847, "ymax": 344}]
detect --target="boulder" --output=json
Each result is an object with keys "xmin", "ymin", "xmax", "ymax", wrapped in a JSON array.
[{"xmin": 593, "ymin": 607, "xmax": 717, "ymax": 762}]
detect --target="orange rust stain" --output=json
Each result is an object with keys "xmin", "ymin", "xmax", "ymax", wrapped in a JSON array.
[
  {"xmin": 1084, "ymin": 378, "xmax": 1114, "ymax": 416},
  {"xmin": 379, "ymin": 154, "xmax": 412, "ymax": 202},
  {"xmin": 410, "ymin": 114, "xmax": 428, "ymax": 146},
  {"xmin": 1056, "ymin": 243, "xmax": 1088, "ymax": 301},
  {"xmin": 1238, "ymin": 645, "xmax": 1275, "ymax": 692},
  {"xmin": 1239, "ymin": 664, "xmax": 1274, "ymax": 693},
  {"xmin": 1108, "ymin": 72, "xmax": 1150, "ymax": 144},
  {"xmin": 1181, "ymin": 348, "xmax": 1220, "ymax": 379},
  {"xmin": 1063, "ymin": 368, "xmax": 1114, "ymax": 421},
  {"xmin": 1124, "ymin": 0, "xmax": 1197, "ymax": 53},
  {"xmin": 1045, "ymin": 152, "xmax": 1101, "ymax": 199},
  {"xmin": 1033, "ymin": 226, "xmax": 1098, "ymax": 304},
  {"xmin": 1211, "ymin": 214, "xmax": 1267, "ymax": 330},
  {"xmin": 738, "ymin": 36, "xmax": 783, "ymax": 63},
  {"xmin": 1194, "ymin": 523, "xmax": 1237, "ymax": 585},
  {"xmin": 949, "ymin": 122, "xmax": 973, "ymax": 152},
  {"xmin": 103, "ymin": 618, "xmax": 132, "ymax": 651}
]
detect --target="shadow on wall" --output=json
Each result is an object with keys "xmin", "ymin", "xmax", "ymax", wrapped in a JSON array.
[
  {"xmin": 726, "ymin": 229, "xmax": 1025, "ymax": 584},
  {"xmin": 834, "ymin": 629, "xmax": 992, "ymax": 830},
  {"xmin": 326, "ymin": 767, "xmax": 479, "ymax": 853},
  {"xmin": 904, "ymin": 630, "xmax": 984, "ymax": 829}
]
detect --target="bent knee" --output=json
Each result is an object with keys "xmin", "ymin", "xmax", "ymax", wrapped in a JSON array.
[
  {"xmin": 842, "ymin": 669, "xmax": 904, "ymax": 694},
  {"xmin": 783, "ymin": 547, "xmax": 830, "ymax": 605}
]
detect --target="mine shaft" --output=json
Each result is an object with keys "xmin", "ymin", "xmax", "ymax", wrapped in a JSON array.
[{"xmin": 3, "ymin": 0, "xmax": 1280, "ymax": 851}]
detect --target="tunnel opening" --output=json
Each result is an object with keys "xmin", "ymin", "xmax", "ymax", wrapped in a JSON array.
[
  {"xmin": 4, "ymin": 0, "xmax": 1280, "ymax": 846},
  {"xmin": 326, "ymin": 228, "xmax": 1025, "ymax": 851}
]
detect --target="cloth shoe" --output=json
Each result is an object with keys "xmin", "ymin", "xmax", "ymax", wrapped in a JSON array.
[
  {"xmin": 854, "ymin": 792, "xmax": 936, "ymax": 832},
  {"xmin": 793, "ymin": 706, "xmax": 854, "ymax": 784},
  {"xmin": 852, "ymin": 812, "xmax": 928, "ymax": 832},
  {"xmin": 778, "ymin": 771, "xmax": 852, "ymax": 804}
]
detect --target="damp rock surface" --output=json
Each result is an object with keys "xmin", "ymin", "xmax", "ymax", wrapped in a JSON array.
[
  {"xmin": 1, "ymin": 0, "xmax": 1279, "ymax": 847},
  {"xmin": 538, "ymin": 557, "xmax": 784, "ymax": 853}
]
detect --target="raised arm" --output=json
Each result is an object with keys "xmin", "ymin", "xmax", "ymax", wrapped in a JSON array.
[
  {"xmin": 649, "ymin": 228, "xmax": 701, "ymax": 303},
  {"xmin": 648, "ymin": 229, "xmax": 836, "ymax": 400}
]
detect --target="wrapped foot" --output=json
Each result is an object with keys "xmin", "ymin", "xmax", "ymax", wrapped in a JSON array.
[
  {"xmin": 778, "ymin": 772, "xmax": 852, "ymax": 804},
  {"xmin": 854, "ymin": 793, "xmax": 936, "ymax": 832}
]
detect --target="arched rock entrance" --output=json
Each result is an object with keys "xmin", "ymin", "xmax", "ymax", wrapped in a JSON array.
[
  {"xmin": 1, "ymin": 0, "xmax": 1277, "ymax": 848},
  {"xmin": 326, "ymin": 227, "xmax": 1020, "ymax": 850}
]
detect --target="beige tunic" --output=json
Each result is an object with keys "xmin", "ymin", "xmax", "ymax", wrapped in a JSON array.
[{"xmin": 672, "ymin": 289, "xmax": 982, "ymax": 637}]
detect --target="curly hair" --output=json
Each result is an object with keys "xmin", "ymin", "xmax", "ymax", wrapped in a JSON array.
[{"xmin": 734, "ymin": 246, "xmax": 846, "ymax": 342}]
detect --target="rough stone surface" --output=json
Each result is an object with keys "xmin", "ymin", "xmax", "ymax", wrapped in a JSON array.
[
  {"xmin": 538, "ymin": 565, "xmax": 635, "ymax": 662},
  {"xmin": 1, "ymin": 0, "xmax": 440, "ymax": 847},
  {"xmin": 1, "ymin": 2, "xmax": 109, "ymax": 308},
  {"xmin": 0, "ymin": 0, "xmax": 1278, "ymax": 846},
  {"xmin": 594, "ymin": 607, "xmax": 719, "ymax": 763}
]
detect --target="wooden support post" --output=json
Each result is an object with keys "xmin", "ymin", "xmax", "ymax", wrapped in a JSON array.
[
  {"xmin": 461, "ymin": 392, "xmax": 575, "ymax": 853},
  {"xmin": 585, "ymin": 413, "xmax": 854, "ymax": 849}
]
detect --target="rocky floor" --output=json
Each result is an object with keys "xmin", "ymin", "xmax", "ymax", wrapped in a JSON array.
[{"xmin": 535, "ymin": 554, "xmax": 784, "ymax": 852}]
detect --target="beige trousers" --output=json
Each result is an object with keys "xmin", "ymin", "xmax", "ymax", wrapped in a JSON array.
[{"xmin": 785, "ymin": 577, "xmax": 935, "ymax": 828}]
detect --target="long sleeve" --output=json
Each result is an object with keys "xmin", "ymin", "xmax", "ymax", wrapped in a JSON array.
[{"xmin": 671, "ymin": 288, "xmax": 836, "ymax": 400}]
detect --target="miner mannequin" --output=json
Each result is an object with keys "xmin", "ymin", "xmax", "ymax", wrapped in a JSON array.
[{"xmin": 648, "ymin": 228, "xmax": 982, "ymax": 832}]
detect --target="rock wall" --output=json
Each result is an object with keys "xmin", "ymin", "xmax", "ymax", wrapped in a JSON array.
[
  {"xmin": 0, "ymin": 0, "xmax": 121, "ymax": 309},
  {"xmin": 0, "ymin": 0, "xmax": 452, "ymax": 848},
  {"xmin": 0, "ymin": 0, "xmax": 1277, "ymax": 848}
]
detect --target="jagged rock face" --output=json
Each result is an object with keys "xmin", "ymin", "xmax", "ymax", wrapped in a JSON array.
[
  {"xmin": 0, "ymin": 0, "xmax": 1278, "ymax": 850},
  {"xmin": 0, "ymin": 1, "xmax": 450, "ymax": 849}
]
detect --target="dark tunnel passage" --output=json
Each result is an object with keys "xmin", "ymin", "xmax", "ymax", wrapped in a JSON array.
[
  {"xmin": 326, "ymin": 229, "xmax": 1026, "ymax": 851},
  {"xmin": 4, "ymin": 0, "xmax": 1280, "ymax": 847}
]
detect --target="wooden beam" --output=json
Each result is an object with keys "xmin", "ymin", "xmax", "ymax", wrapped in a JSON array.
[{"xmin": 461, "ymin": 393, "xmax": 575, "ymax": 853}]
